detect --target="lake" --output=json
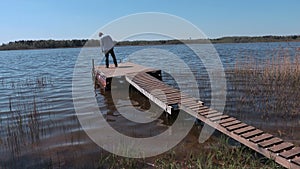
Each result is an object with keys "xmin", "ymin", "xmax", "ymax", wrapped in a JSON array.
[{"xmin": 0, "ymin": 42, "xmax": 300, "ymax": 168}]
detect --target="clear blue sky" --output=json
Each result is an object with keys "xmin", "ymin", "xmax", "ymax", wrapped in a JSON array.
[{"xmin": 1, "ymin": 0, "xmax": 300, "ymax": 44}]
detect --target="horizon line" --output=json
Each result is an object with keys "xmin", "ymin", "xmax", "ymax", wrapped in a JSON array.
[{"xmin": 2, "ymin": 34, "xmax": 300, "ymax": 44}]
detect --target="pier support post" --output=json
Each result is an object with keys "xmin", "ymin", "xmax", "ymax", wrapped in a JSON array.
[{"xmin": 92, "ymin": 59, "xmax": 96, "ymax": 89}]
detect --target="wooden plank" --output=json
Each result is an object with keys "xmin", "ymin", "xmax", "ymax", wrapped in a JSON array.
[
  {"xmin": 189, "ymin": 106, "xmax": 205, "ymax": 113},
  {"xmin": 166, "ymin": 100, "xmax": 180, "ymax": 105},
  {"xmin": 190, "ymin": 106, "xmax": 205, "ymax": 112},
  {"xmin": 241, "ymin": 129, "xmax": 264, "ymax": 139},
  {"xmin": 135, "ymin": 82, "xmax": 167, "ymax": 89},
  {"xmin": 180, "ymin": 99, "xmax": 198, "ymax": 105},
  {"xmin": 181, "ymin": 99, "xmax": 200, "ymax": 105},
  {"xmin": 268, "ymin": 142, "xmax": 294, "ymax": 153},
  {"xmin": 132, "ymin": 75, "xmax": 154, "ymax": 80},
  {"xmin": 258, "ymin": 137, "xmax": 283, "ymax": 148},
  {"xmin": 221, "ymin": 120, "xmax": 241, "ymax": 128},
  {"xmin": 153, "ymin": 90, "xmax": 181, "ymax": 96},
  {"xmin": 133, "ymin": 73, "xmax": 160, "ymax": 80},
  {"xmin": 233, "ymin": 126, "xmax": 256, "ymax": 135},
  {"xmin": 199, "ymin": 110, "xmax": 218, "ymax": 116},
  {"xmin": 155, "ymin": 87, "xmax": 179, "ymax": 93},
  {"xmin": 132, "ymin": 76, "xmax": 163, "ymax": 84},
  {"xmin": 132, "ymin": 75, "xmax": 160, "ymax": 81},
  {"xmin": 135, "ymin": 83, "xmax": 166, "ymax": 89},
  {"xmin": 196, "ymin": 108, "xmax": 210, "ymax": 115},
  {"xmin": 132, "ymin": 76, "xmax": 162, "ymax": 83},
  {"xmin": 250, "ymin": 134, "xmax": 273, "ymax": 143},
  {"xmin": 167, "ymin": 101, "xmax": 180, "ymax": 105},
  {"xmin": 188, "ymin": 104, "xmax": 203, "ymax": 110},
  {"xmin": 292, "ymin": 157, "xmax": 300, "ymax": 166},
  {"xmin": 158, "ymin": 88, "xmax": 179, "ymax": 95},
  {"xmin": 165, "ymin": 95, "xmax": 181, "ymax": 100},
  {"xmin": 280, "ymin": 147, "xmax": 300, "ymax": 159},
  {"xmin": 196, "ymin": 106, "xmax": 209, "ymax": 111},
  {"xmin": 166, "ymin": 96, "xmax": 181, "ymax": 101},
  {"xmin": 96, "ymin": 62, "xmax": 159, "ymax": 78},
  {"xmin": 218, "ymin": 117, "xmax": 236, "ymax": 124},
  {"xmin": 164, "ymin": 93, "xmax": 180, "ymax": 99},
  {"xmin": 205, "ymin": 112, "xmax": 223, "ymax": 118},
  {"xmin": 138, "ymin": 78, "xmax": 162, "ymax": 84},
  {"xmin": 180, "ymin": 101, "xmax": 199, "ymax": 107},
  {"xmin": 153, "ymin": 94, "xmax": 167, "ymax": 100},
  {"xmin": 226, "ymin": 123, "xmax": 248, "ymax": 131},
  {"xmin": 153, "ymin": 89, "xmax": 177, "ymax": 95},
  {"xmin": 132, "ymin": 77, "xmax": 158, "ymax": 82},
  {"xmin": 133, "ymin": 83, "xmax": 165, "ymax": 91},
  {"xmin": 166, "ymin": 98, "xmax": 181, "ymax": 104},
  {"xmin": 209, "ymin": 115, "xmax": 229, "ymax": 122}
]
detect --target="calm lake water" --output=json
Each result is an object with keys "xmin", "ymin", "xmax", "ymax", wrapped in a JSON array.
[{"xmin": 0, "ymin": 42, "xmax": 300, "ymax": 168}]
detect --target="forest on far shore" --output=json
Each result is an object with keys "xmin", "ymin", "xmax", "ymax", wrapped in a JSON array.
[{"xmin": 1, "ymin": 35, "xmax": 300, "ymax": 51}]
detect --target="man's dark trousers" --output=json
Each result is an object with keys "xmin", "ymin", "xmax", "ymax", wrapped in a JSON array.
[{"xmin": 105, "ymin": 48, "xmax": 118, "ymax": 68}]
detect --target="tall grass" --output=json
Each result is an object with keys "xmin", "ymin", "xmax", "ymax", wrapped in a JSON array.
[
  {"xmin": 97, "ymin": 135, "xmax": 282, "ymax": 169},
  {"xmin": 152, "ymin": 136, "xmax": 281, "ymax": 169},
  {"xmin": 0, "ymin": 75, "xmax": 99, "ymax": 169},
  {"xmin": 230, "ymin": 50, "xmax": 300, "ymax": 120},
  {"xmin": 0, "ymin": 77, "xmax": 50, "ymax": 168}
]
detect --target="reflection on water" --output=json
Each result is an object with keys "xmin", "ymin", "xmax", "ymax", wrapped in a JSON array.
[
  {"xmin": 100, "ymin": 85, "xmax": 179, "ymax": 138},
  {"xmin": 0, "ymin": 42, "xmax": 300, "ymax": 168}
]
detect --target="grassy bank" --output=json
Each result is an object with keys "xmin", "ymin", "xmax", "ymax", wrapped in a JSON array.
[{"xmin": 97, "ymin": 134, "xmax": 281, "ymax": 169}]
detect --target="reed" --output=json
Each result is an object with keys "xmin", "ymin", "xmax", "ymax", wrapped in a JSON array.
[
  {"xmin": 0, "ymin": 76, "xmax": 58, "ymax": 168},
  {"xmin": 230, "ymin": 51, "xmax": 300, "ymax": 120}
]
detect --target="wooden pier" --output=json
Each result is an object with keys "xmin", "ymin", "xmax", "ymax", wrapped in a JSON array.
[
  {"xmin": 94, "ymin": 62, "xmax": 300, "ymax": 169},
  {"xmin": 93, "ymin": 62, "xmax": 161, "ymax": 90}
]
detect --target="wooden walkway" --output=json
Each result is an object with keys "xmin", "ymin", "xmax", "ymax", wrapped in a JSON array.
[
  {"xmin": 95, "ymin": 62, "xmax": 300, "ymax": 169},
  {"xmin": 125, "ymin": 71, "xmax": 203, "ymax": 114},
  {"xmin": 93, "ymin": 62, "xmax": 161, "ymax": 90}
]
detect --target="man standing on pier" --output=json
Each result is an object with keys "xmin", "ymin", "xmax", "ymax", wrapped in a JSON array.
[{"xmin": 99, "ymin": 32, "xmax": 118, "ymax": 68}]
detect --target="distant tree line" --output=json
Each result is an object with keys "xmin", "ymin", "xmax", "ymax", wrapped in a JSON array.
[
  {"xmin": 0, "ymin": 39, "xmax": 99, "ymax": 50},
  {"xmin": 1, "ymin": 35, "xmax": 300, "ymax": 50},
  {"xmin": 211, "ymin": 35, "xmax": 300, "ymax": 43}
]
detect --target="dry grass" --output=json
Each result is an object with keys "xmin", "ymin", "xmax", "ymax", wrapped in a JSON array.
[
  {"xmin": 230, "ymin": 49, "xmax": 300, "ymax": 120},
  {"xmin": 97, "ymin": 135, "xmax": 282, "ymax": 169}
]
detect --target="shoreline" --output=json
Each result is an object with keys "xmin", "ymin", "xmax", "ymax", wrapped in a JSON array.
[
  {"xmin": 1, "ymin": 35, "xmax": 300, "ymax": 51},
  {"xmin": 1, "ymin": 40, "xmax": 299, "ymax": 52}
]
